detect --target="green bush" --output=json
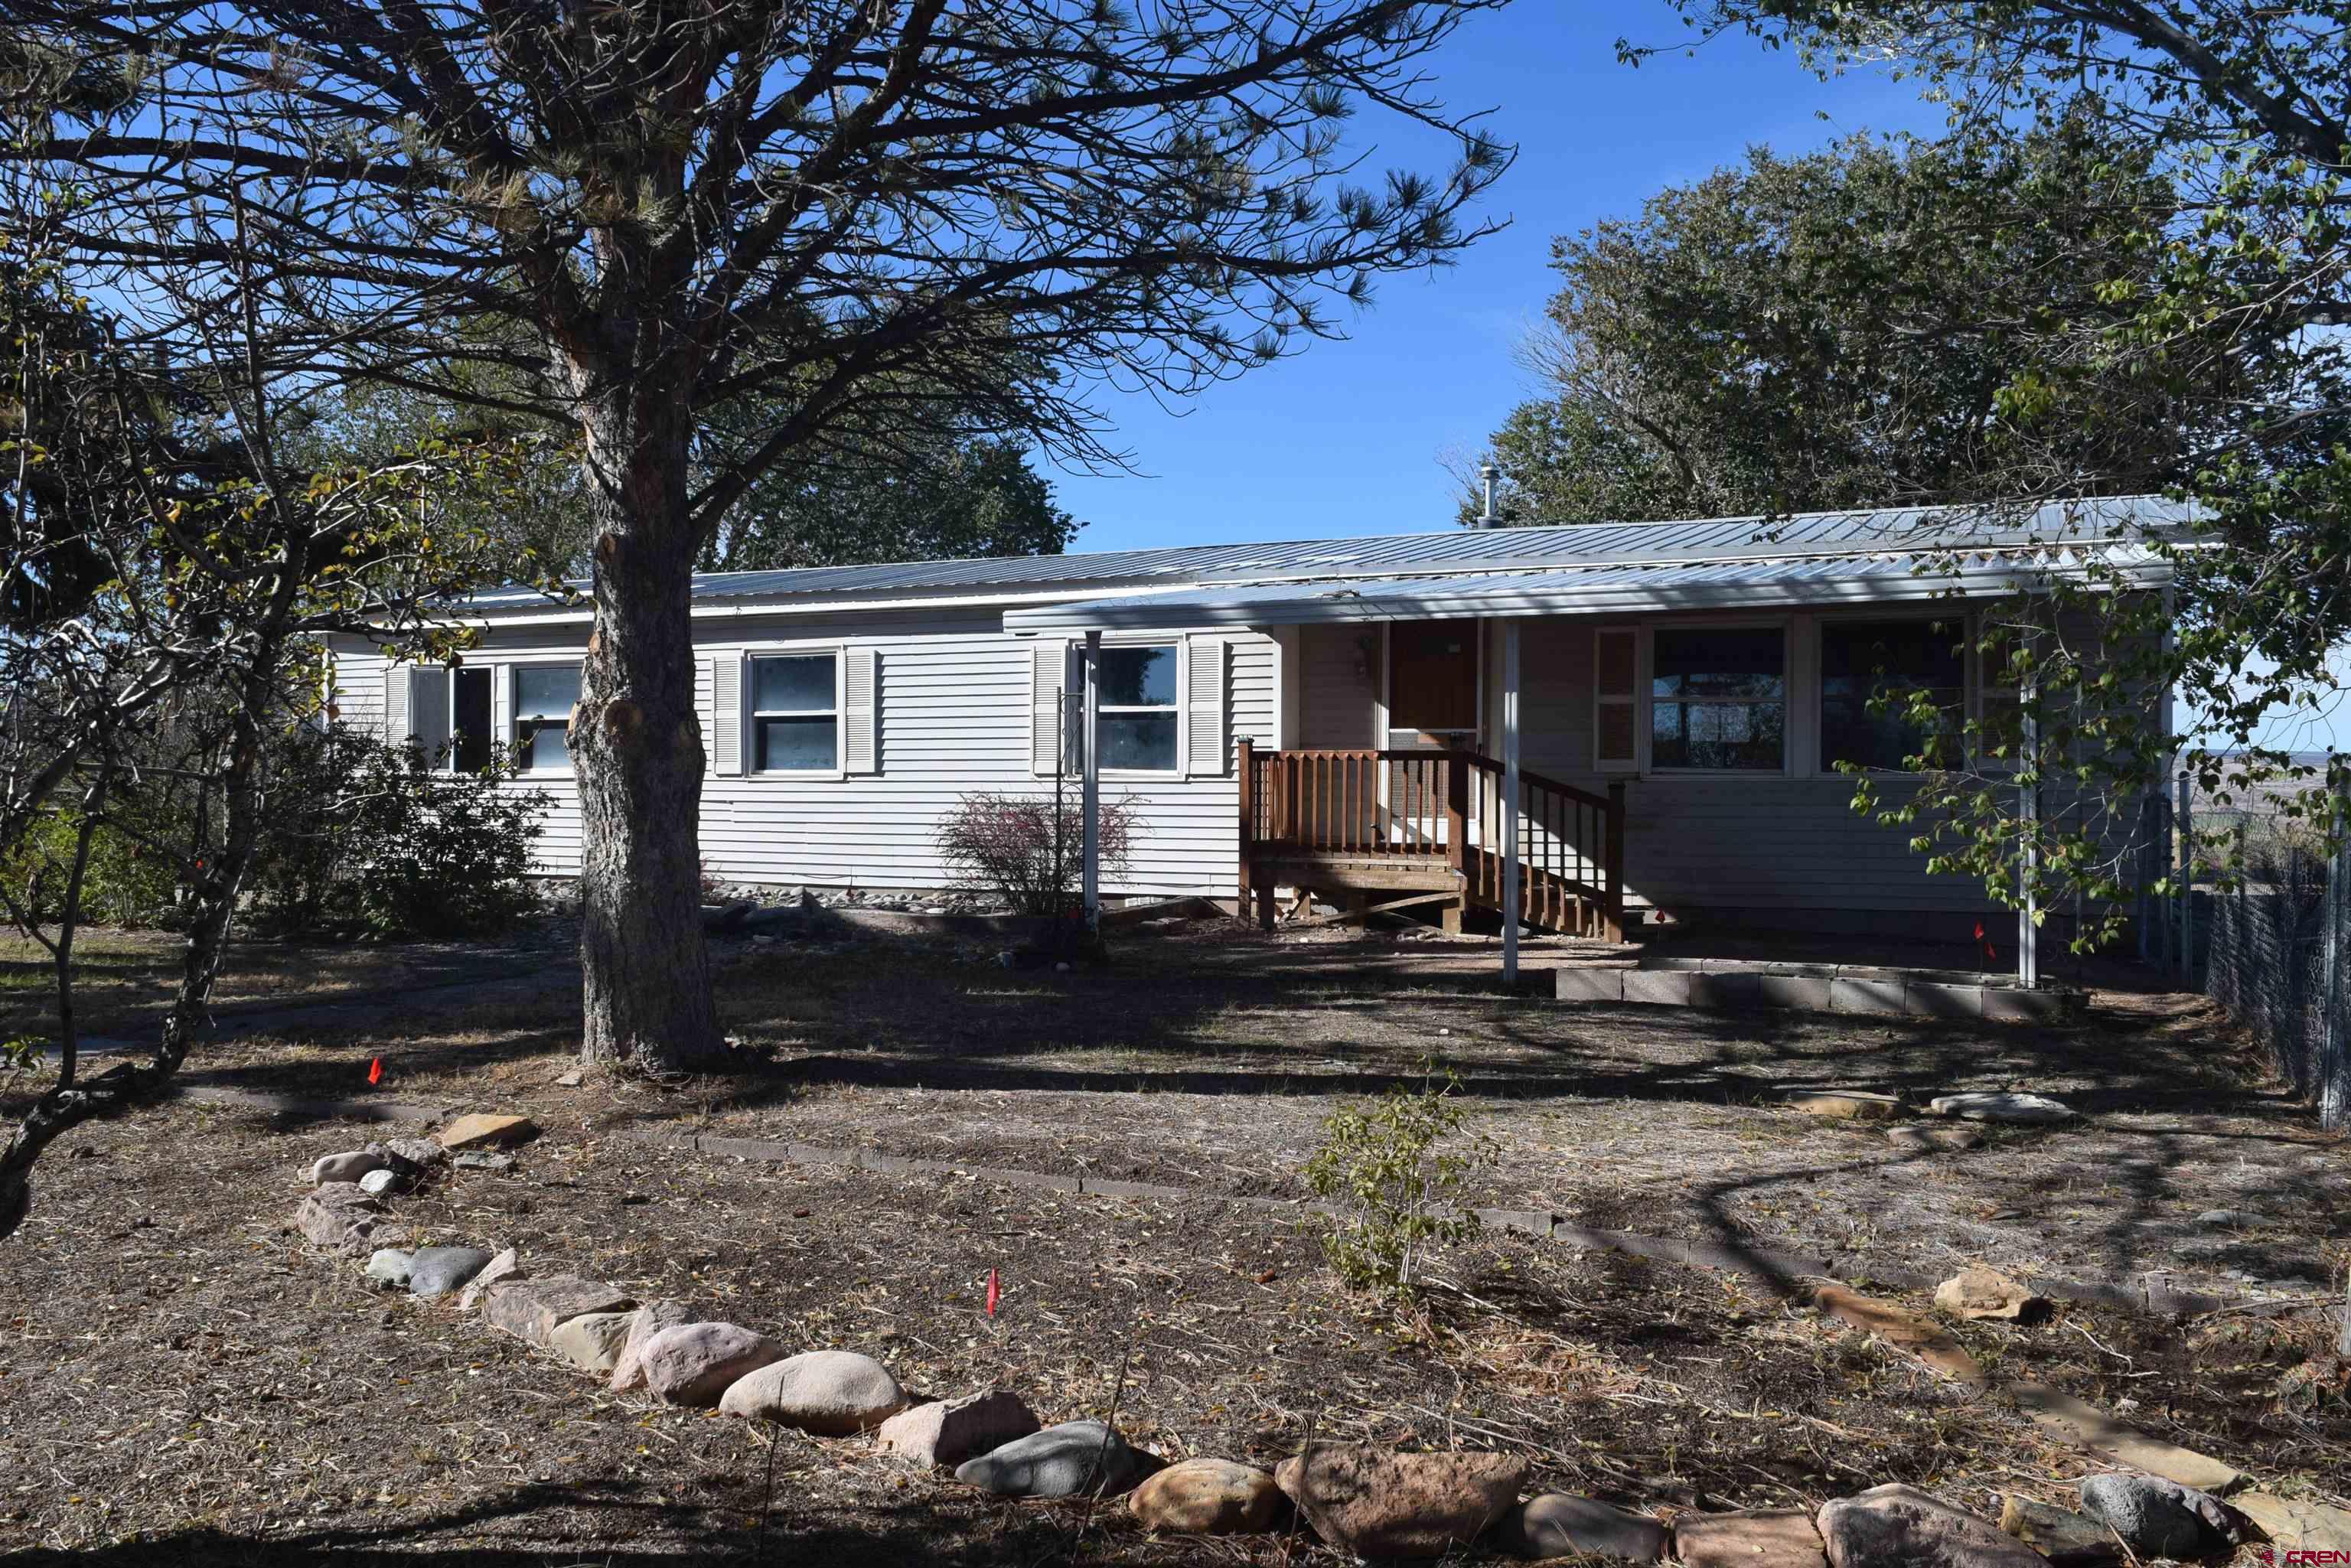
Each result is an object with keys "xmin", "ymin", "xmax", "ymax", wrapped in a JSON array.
[
  {"xmin": 2, "ymin": 788, "xmax": 197, "ymax": 931},
  {"xmin": 1303, "ymin": 1063, "xmax": 1487, "ymax": 1300},
  {"xmin": 253, "ymin": 725, "xmax": 546, "ymax": 939}
]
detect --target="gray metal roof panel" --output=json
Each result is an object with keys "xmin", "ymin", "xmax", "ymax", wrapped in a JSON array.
[{"xmin": 461, "ymin": 495, "xmax": 2195, "ymax": 611}]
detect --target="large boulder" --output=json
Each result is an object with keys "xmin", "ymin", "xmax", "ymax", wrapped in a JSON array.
[
  {"xmin": 1816, "ymin": 1484, "xmax": 2047, "ymax": 1568},
  {"xmin": 547, "ymin": 1311, "xmax": 639, "ymax": 1376},
  {"xmin": 878, "ymin": 1391, "xmax": 1039, "ymax": 1469},
  {"xmin": 1127, "ymin": 1458, "xmax": 1283, "ymax": 1534},
  {"xmin": 1492, "ymin": 1493, "xmax": 1668, "ymax": 1561},
  {"xmin": 608, "ymin": 1299, "xmax": 697, "ymax": 1393},
  {"xmin": 637, "ymin": 1322, "xmax": 786, "ymax": 1407},
  {"xmin": 1674, "ymin": 1510, "xmax": 1829, "ymax": 1568},
  {"xmin": 1273, "ymin": 1446, "xmax": 1526, "ymax": 1560},
  {"xmin": 955, "ymin": 1420, "xmax": 1145, "ymax": 1499},
  {"xmin": 716, "ymin": 1349, "xmax": 906, "ymax": 1433},
  {"xmin": 2077, "ymin": 1474, "xmax": 2235, "ymax": 1560},
  {"xmin": 408, "ymin": 1246, "xmax": 495, "ymax": 1298},
  {"xmin": 479, "ymin": 1276, "xmax": 637, "ymax": 1348}
]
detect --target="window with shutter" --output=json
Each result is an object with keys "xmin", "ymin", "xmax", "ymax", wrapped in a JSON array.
[
  {"xmin": 1593, "ymin": 628, "xmax": 1639, "ymax": 771},
  {"xmin": 1184, "ymin": 637, "xmax": 1226, "ymax": 776}
]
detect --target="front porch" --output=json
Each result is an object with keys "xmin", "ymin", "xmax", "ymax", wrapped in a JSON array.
[{"xmin": 1234, "ymin": 741, "xmax": 1628, "ymax": 941}]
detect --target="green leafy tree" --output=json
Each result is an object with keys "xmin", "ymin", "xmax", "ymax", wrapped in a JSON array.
[
  {"xmin": 1466, "ymin": 126, "xmax": 2201, "ymax": 524},
  {"xmin": 704, "ymin": 432, "xmax": 1079, "ymax": 572},
  {"xmin": 1505, "ymin": 2, "xmax": 2351, "ymax": 986}
]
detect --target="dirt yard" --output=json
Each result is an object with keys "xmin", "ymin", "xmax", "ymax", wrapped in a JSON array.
[{"xmin": 1, "ymin": 914, "xmax": 2346, "ymax": 1564}]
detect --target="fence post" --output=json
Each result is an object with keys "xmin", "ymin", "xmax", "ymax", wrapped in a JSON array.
[{"xmin": 2175, "ymin": 769, "xmax": 2194, "ymax": 986}]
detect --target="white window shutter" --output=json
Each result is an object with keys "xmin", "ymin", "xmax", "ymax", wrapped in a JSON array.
[
  {"xmin": 713, "ymin": 654, "xmax": 745, "ymax": 776},
  {"xmin": 694, "ymin": 656, "xmax": 715, "ymax": 770},
  {"xmin": 842, "ymin": 647, "xmax": 877, "ymax": 774},
  {"xmin": 383, "ymin": 663, "xmax": 411, "ymax": 744},
  {"xmin": 489, "ymin": 665, "xmax": 510, "ymax": 755},
  {"xmin": 1594, "ymin": 628, "xmax": 1639, "ymax": 772},
  {"xmin": 1184, "ymin": 637, "xmax": 1228, "ymax": 776},
  {"xmin": 1029, "ymin": 642, "xmax": 1067, "ymax": 777}
]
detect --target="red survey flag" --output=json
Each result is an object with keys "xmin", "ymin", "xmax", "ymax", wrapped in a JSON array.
[
  {"xmin": 985, "ymin": 1268, "xmax": 1000, "ymax": 1318},
  {"xmin": 367, "ymin": 1057, "xmax": 383, "ymax": 1086}
]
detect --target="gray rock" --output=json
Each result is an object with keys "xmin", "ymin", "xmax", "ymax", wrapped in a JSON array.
[
  {"xmin": 451, "ymin": 1152, "xmax": 515, "ymax": 1172},
  {"xmin": 295, "ymin": 1183, "xmax": 395, "ymax": 1257},
  {"xmin": 407, "ymin": 1246, "xmax": 495, "ymax": 1298},
  {"xmin": 457, "ymin": 1247, "xmax": 520, "ymax": 1311},
  {"xmin": 1128, "ymin": 1458, "xmax": 1283, "ymax": 1534},
  {"xmin": 1928, "ymin": 1091, "xmax": 2075, "ymax": 1124},
  {"xmin": 364, "ymin": 1248, "xmax": 415, "ymax": 1289},
  {"xmin": 878, "ymin": 1391, "xmax": 1040, "ymax": 1469},
  {"xmin": 382, "ymin": 1136, "xmax": 446, "ymax": 1169},
  {"xmin": 1494, "ymin": 1493, "xmax": 1668, "ymax": 1560},
  {"xmin": 638, "ymin": 1322, "xmax": 787, "ymax": 1407},
  {"xmin": 1887, "ymin": 1125, "xmax": 1986, "ymax": 1152},
  {"xmin": 2196, "ymin": 1208, "xmax": 2254, "ymax": 1228},
  {"xmin": 717, "ymin": 1349, "xmax": 907, "ymax": 1433},
  {"xmin": 480, "ymin": 1276, "xmax": 637, "ymax": 1348},
  {"xmin": 2078, "ymin": 1474, "xmax": 2235, "ymax": 1560},
  {"xmin": 955, "ymin": 1420, "xmax": 1143, "ymax": 1498},
  {"xmin": 1817, "ymin": 1485, "xmax": 2045, "ymax": 1567},
  {"xmin": 357, "ymin": 1167, "xmax": 403, "ymax": 1197},
  {"xmin": 1998, "ymin": 1495, "xmax": 2121, "ymax": 1564},
  {"xmin": 547, "ymin": 1310, "xmax": 638, "ymax": 1375},
  {"xmin": 310, "ymin": 1147, "xmax": 399, "ymax": 1187},
  {"xmin": 608, "ymin": 1299, "xmax": 697, "ymax": 1393}
]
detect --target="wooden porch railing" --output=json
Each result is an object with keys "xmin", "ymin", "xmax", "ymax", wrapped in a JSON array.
[{"xmin": 1237, "ymin": 742, "xmax": 1627, "ymax": 940}]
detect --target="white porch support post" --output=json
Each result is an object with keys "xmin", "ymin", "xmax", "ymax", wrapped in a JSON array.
[
  {"xmin": 1501, "ymin": 618, "xmax": 1522, "ymax": 987},
  {"xmin": 1081, "ymin": 628, "xmax": 1102, "ymax": 932},
  {"xmin": 2018, "ymin": 685, "xmax": 2039, "ymax": 989}
]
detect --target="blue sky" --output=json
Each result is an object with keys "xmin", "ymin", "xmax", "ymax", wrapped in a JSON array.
[{"xmin": 1048, "ymin": 8, "xmax": 1948, "ymax": 549}]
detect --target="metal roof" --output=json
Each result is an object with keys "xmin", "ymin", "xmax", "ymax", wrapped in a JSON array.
[
  {"xmin": 1002, "ymin": 544, "xmax": 2176, "ymax": 633},
  {"xmin": 465, "ymin": 495, "xmax": 2196, "ymax": 613}
]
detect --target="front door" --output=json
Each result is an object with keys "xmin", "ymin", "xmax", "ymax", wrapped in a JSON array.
[{"xmin": 1387, "ymin": 619, "xmax": 1480, "ymax": 746}]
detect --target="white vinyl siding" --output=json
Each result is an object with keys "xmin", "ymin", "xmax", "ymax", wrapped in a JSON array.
[{"xmin": 329, "ymin": 611, "xmax": 1275, "ymax": 897}]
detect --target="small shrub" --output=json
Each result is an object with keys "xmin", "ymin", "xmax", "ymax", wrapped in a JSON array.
[
  {"xmin": 253, "ymin": 726, "xmax": 546, "ymax": 939},
  {"xmin": 935, "ymin": 789, "xmax": 1140, "ymax": 916},
  {"xmin": 1303, "ymin": 1062, "xmax": 1485, "ymax": 1299}
]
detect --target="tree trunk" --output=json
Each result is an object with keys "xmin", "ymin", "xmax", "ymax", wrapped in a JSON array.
[{"xmin": 573, "ymin": 396, "xmax": 723, "ymax": 1071}]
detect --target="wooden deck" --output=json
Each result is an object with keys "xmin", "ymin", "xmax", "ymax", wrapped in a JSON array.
[{"xmin": 1237, "ymin": 744, "xmax": 1627, "ymax": 939}]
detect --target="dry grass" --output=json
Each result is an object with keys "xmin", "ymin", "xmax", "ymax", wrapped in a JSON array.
[{"xmin": 2, "ymin": 914, "xmax": 2346, "ymax": 1564}]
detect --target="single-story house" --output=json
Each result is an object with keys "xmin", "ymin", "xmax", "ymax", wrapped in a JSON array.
[{"xmin": 327, "ymin": 497, "xmax": 2183, "ymax": 948}]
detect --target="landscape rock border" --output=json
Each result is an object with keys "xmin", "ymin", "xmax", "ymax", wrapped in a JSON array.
[{"xmin": 272, "ymin": 1113, "xmax": 2347, "ymax": 1559}]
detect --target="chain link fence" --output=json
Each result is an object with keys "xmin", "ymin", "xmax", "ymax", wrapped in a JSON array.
[{"xmin": 2199, "ymin": 787, "xmax": 2350, "ymax": 1133}]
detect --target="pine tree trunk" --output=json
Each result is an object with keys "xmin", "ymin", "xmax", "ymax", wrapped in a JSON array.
[{"xmin": 572, "ymin": 397, "xmax": 723, "ymax": 1071}]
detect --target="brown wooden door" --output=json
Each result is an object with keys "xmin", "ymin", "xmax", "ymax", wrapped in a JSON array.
[{"xmin": 1388, "ymin": 620, "xmax": 1479, "ymax": 739}]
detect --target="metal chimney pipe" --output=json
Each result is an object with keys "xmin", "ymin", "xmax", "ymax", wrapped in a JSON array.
[{"xmin": 1479, "ymin": 463, "xmax": 1500, "ymax": 528}]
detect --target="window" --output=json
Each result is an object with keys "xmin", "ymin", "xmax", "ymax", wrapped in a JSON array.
[
  {"xmin": 1650, "ymin": 627, "xmax": 1785, "ymax": 770},
  {"xmin": 407, "ymin": 667, "xmax": 494, "ymax": 772},
  {"xmin": 1097, "ymin": 644, "xmax": 1179, "ymax": 771},
  {"xmin": 1821, "ymin": 617, "xmax": 1966, "ymax": 772},
  {"xmin": 514, "ymin": 663, "xmax": 580, "ymax": 772},
  {"xmin": 752, "ymin": 653, "xmax": 838, "ymax": 771}
]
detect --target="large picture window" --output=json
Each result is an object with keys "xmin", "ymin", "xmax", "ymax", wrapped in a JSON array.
[
  {"xmin": 752, "ymin": 653, "xmax": 840, "ymax": 771},
  {"xmin": 1821, "ymin": 617, "xmax": 1967, "ymax": 772},
  {"xmin": 1098, "ymin": 644, "xmax": 1179, "ymax": 771},
  {"xmin": 1650, "ymin": 627, "xmax": 1785, "ymax": 770},
  {"xmin": 513, "ymin": 663, "xmax": 579, "ymax": 773}
]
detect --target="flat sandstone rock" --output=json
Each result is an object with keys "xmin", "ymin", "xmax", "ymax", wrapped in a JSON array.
[
  {"xmin": 438, "ymin": 1113, "xmax": 539, "ymax": 1151},
  {"xmin": 1928, "ymin": 1092, "xmax": 2074, "ymax": 1124}
]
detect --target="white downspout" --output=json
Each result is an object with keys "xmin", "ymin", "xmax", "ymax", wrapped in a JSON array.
[
  {"xmin": 2019, "ymin": 683, "xmax": 2039, "ymax": 989},
  {"xmin": 1502, "ymin": 618, "xmax": 1521, "ymax": 986}
]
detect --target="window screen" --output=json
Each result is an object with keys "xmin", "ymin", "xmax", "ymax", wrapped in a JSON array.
[
  {"xmin": 1821, "ymin": 618, "xmax": 1966, "ymax": 771},
  {"xmin": 514, "ymin": 664, "xmax": 580, "ymax": 772},
  {"xmin": 1097, "ymin": 645, "xmax": 1179, "ymax": 771},
  {"xmin": 752, "ymin": 654, "xmax": 838, "ymax": 771},
  {"xmin": 1650, "ymin": 628, "xmax": 1785, "ymax": 770}
]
